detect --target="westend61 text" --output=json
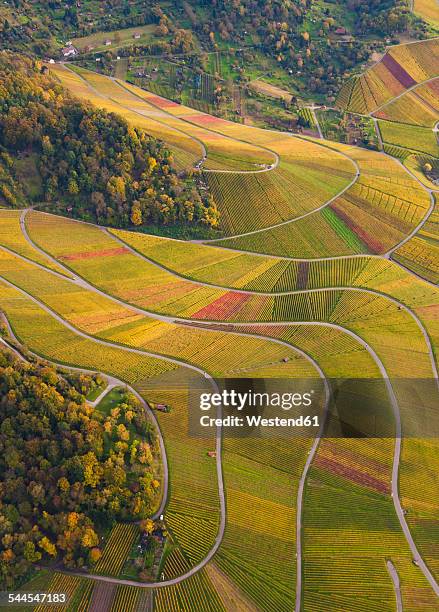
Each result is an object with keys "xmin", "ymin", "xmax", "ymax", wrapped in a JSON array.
[{"xmin": 200, "ymin": 415, "xmax": 320, "ymax": 428}]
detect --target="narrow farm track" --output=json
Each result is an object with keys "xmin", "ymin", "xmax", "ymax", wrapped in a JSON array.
[
  {"xmin": 295, "ymin": 370, "xmax": 330, "ymax": 612},
  {"xmin": 111, "ymin": 77, "xmax": 281, "ymax": 174},
  {"xmin": 0, "ymin": 333, "xmax": 27, "ymax": 363},
  {"xmin": 86, "ymin": 382, "xmax": 119, "ymax": 409},
  {"xmin": 62, "ymin": 64, "xmax": 279, "ymax": 174},
  {"xmin": 383, "ymin": 156, "xmax": 439, "ymax": 260},
  {"xmin": 307, "ymin": 105, "xmax": 323, "ymax": 139},
  {"xmin": 386, "ymin": 560, "xmax": 403, "ymax": 612}
]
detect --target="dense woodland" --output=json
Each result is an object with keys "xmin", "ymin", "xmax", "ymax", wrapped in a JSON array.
[
  {"xmin": 0, "ymin": 54, "xmax": 219, "ymax": 228},
  {"xmin": 0, "ymin": 1, "xmax": 427, "ymax": 98},
  {"xmin": 0, "ymin": 346, "xmax": 159, "ymax": 588},
  {"xmin": 183, "ymin": 0, "xmax": 415, "ymax": 95},
  {"xmin": 0, "ymin": 1, "xmax": 158, "ymax": 56}
]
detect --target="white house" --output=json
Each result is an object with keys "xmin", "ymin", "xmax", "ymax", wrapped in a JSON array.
[{"xmin": 61, "ymin": 45, "xmax": 79, "ymax": 58}]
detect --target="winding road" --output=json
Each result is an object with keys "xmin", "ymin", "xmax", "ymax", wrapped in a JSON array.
[
  {"xmin": 0, "ymin": 276, "xmax": 329, "ymax": 596},
  {"xmin": 1, "ymin": 220, "xmax": 439, "ymax": 601},
  {"xmin": 0, "ymin": 207, "xmax": 437, "ymax": 602}
]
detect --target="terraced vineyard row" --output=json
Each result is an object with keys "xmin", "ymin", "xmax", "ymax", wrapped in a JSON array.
[
  {"xmin": 110, "ymin": 227, "xmax": 412, "ymax": 292},
  {"xmin": 336, "ymin": 38, "xmax": 439, "ymax": 114},
  {"xmin": 205, "ymin": 153, "xmax": 354, "ymax": 235},
  {"xmin": 210, "ymin": 143, "xmax": 431, "ymax": 256},
  {"xmin": 0, "ymin": 209, "xmax": 68, "ymax": 276},
  {"xmin": 373, "ymin": 78, "xmax": 439, "ymax": 127},
  {"xmin": 378, "ymin": 120, "xmax": 439, "ymax": 157},
  {"xmin": 94, "ymin": 524, "xmax": 139, "ymax": 576},
  {"xmin": 413, "ymin": 0, "xmax": 439, "ymax": 26},
  {"xmin": 392, "ymin": 194, "xmax": 439, "ymax": 284},
  {"xmin": 155, "ymin": 565, "xmax": 224, "ymax": 611}
]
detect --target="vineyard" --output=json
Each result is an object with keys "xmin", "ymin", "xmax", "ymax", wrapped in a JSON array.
[
  {"xmin": 94, "ymin": 524, "xmax": 139, "ymax": 576},
  {"xmin": 373, "ymin": 78, "xmax": 439, "ymax": 127},
  {"xmin": 336, "ymin": 38, "xmax": 439, "ymax": 114},
  {"xmin": 1, "ymin": 41, "xmax": 439, "ymax": 612},
  {"xmin": 392, "ymin": 194, "xmax": 439, "ymax": 283},
  {"xmin": 204, "ymin": 150, "xmax": 354, "ymax": 234},
  {"xmin": 378, "ymin": 120, "xmax": 439, "ymax": 157},
  {"xmin": 50, "ymin": 64, "xmax": 357, "ymax": 234},
  {"xmin": 211, "ymin": 143, "xmax": 431, "ymax": 257},
  {"xmin": 413, "ymin": 0, "xmax": 439, "ymax": 25},
  {"xmin": 111, "ymin": 228, "xmax": 402, "ymax": 292}
]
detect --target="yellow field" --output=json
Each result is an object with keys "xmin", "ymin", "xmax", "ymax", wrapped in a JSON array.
[
  {"xmin": 0, "ymin": 209, "xmax": 69, "ymax": 276},
  {"xmin": 73, "ymin": 24, "xmax": 156, "ymax": 52},
  {"xmin": 248, "ymin": 79, "xmax": 293, "ymax": 102},
  {"xmin": 413, "ymin": 0, "xmax": 439, "ymax": 26}
]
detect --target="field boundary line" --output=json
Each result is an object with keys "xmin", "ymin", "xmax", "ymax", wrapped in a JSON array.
[{"xmin": 0, "ymin": 276, "xmax": 226, "ymax": 584}]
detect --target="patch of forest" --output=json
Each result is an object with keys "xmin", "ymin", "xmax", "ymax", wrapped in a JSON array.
[
  {"xmin": 0, "ymin": 343, "xmax": 160, "ymax": 588},
  {"xmin": 0, "ymin": 54, "xmax": 219, "ymax": 229}
]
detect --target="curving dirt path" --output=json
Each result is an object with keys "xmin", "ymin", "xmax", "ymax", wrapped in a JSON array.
[
  {"xmin": 111, "ymin": 77, "xmax": 280, "ymax": 175},
  {"xmin": 13, "ymin": 209, "xmax": 439, "ymax": 597},
  {"xmin": 62, "ymin": 64, "xmax": 279, "ymax": 174},
  {"xmin": 198, "ymin": 153, "xmax": 360, "ymax": 243},
  {"xmin": 387, "ymin": 560, "xmax": 403, "ymax": 612}
]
